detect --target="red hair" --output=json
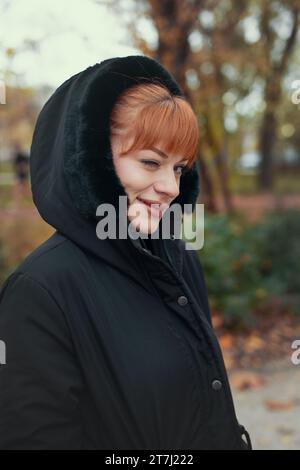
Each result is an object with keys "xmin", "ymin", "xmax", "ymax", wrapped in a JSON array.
[{"xmin": 109, "ymin": 82, "xmax": 199, "ymax": 168}]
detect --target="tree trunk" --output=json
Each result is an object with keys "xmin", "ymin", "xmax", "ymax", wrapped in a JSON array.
[
  {"xmin": 258, "ymin": 110, "xmax": 277, "ymax": 190},
  {"xmin": 198, "ymin": 153, "xmax": 218, "ymax": 212},
  {"xmin": 215, "ymin": 144, "xmax": 233, "ymax": 211}
]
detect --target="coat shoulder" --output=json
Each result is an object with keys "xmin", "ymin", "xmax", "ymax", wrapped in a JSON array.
[{"xmin": 5, "ymin": 232, "xmax": 91, "ymax": 291}]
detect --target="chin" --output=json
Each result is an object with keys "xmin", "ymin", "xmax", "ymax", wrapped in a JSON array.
[{"xmin": 130, "ymin": 217, "xmax": 161, "ymax": 236}]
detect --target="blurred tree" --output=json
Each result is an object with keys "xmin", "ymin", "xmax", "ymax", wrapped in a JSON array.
[
  {"xmin": 256, "ymin": 0, "xmax": 299, "ymax": 190},
  {"xmin": 3, "ymin": 0, "xmax": 298, "ymax": 209},
  {"xmin": 97, "ymin": 0, "xmax": 260, "ymax": 211},
  {"xmin": 190, "ymin": 0, "xmax": 251, "ymax": 210},
  {"xmin": 0, "ymin": 85, "xmax": 38, "ymax": 162}
]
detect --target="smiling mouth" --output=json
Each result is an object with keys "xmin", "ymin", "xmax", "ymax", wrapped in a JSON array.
[{"xmin": 136, "ymin": 198, "xmax": 167, "ymax": 217}]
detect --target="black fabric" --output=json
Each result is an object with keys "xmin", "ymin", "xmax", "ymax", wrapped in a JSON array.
[{"xmin": 0, "ymin": 55, "xmax": 252, "ymax": 450}]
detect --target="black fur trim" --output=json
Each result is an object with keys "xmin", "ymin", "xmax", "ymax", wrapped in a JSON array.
[{"xmin": 63, "ymin": 55, "xmax": 200, "ymax": 220}]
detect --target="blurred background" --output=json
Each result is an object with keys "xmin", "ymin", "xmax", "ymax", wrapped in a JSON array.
[{"xmin": 0, "ymin": 0, "xmax": 300, "ymax": 450}]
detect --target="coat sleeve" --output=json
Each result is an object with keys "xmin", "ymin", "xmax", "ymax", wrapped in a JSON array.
[{"xmin": 0, "ymin": 272, "xmax": 84, "ymax": 449}]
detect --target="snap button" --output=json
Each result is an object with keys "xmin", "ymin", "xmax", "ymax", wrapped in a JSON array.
[
  {"xmin": 177, "ymin": 295, "xmax": 188, "ymax": 306},
  {"xmin": 212, "ymin": 379, "xmax": 222, "ymax": 391}
]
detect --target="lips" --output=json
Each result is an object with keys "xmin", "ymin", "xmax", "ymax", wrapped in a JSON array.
[{"xmin": 136, "ymin": 198, "xmax": 168, "ymax": 217}]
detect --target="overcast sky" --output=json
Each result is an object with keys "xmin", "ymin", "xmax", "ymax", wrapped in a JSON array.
[{"xmin": 0, "ymin": 0, "xmax": 150, "ymax": 89}]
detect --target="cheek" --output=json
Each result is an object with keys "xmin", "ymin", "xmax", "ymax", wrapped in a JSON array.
[{"xmin": 116, "ymin": 161, "xmax": 151, "ymax": 196}]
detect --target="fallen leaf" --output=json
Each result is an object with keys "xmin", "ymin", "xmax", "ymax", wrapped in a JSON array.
[
  {"xmin": 230, "ymin": 371, "xmax": 266, "ymax": 391},
  {"xmin": 264, "ymin": 399, "xmax": 296, "ymax": 411},
  {"xmin": 219, "ymin": 334, "xmax": 234, "ymax": 349},
  {"xmin": 244, "ymin": 334, "xmax": 265, "ymax": 352},
  {"xmin": 276, "ymin": 427, "xmax": 294, "ymax": 435}
]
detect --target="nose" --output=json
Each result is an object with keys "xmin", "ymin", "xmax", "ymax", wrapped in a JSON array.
[{"xmin": 153, "ymin": 168, "xmax": 180, "ymax": 200}]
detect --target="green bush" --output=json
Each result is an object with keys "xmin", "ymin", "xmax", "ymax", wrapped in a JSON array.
[
  {"xmin": 258, "ymin": 209, "xmax": 300, "ymax": 294},
  {"xmin": 197, "ymin": 209, "xmax": 300, "ymax": 329}
]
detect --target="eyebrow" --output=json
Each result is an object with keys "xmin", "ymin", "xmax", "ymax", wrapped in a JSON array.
[{"xmin": 150, "ymin": 146, "xmax": 188, "ymax": 163}]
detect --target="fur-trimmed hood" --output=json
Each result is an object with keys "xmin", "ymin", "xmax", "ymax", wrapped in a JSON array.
[{"xmin": 29, "ymin": 55, "xmax": 200, "ymax": 274}]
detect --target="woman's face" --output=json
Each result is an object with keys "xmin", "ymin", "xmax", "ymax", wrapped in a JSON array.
[{"xmin": 111, "ymin": 135, "xmax": 188, "ymax": 235}]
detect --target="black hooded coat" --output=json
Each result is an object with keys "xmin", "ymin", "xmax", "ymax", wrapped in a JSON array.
[{"xmin": 0, "ymin": 55, "xmax": 251, "ymax": 450}]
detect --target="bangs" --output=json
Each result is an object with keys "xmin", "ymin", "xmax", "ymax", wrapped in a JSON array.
[{"xmin": 110, "ymin": 83, "xmax": 199, "ymax": 168}]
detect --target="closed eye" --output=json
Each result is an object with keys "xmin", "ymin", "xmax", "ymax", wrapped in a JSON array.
[
  {"xmin": 141, "ymin": 160, "xmax": 188, "ymax": 175},
  {"xmin": 141, "ymin": 160, "xmax": 159, "ymax": 167}
]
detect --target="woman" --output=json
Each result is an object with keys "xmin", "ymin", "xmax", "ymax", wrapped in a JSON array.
[{"xmin": 0, "ymin": 55, "xmax": 251, "ymax": 450}]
